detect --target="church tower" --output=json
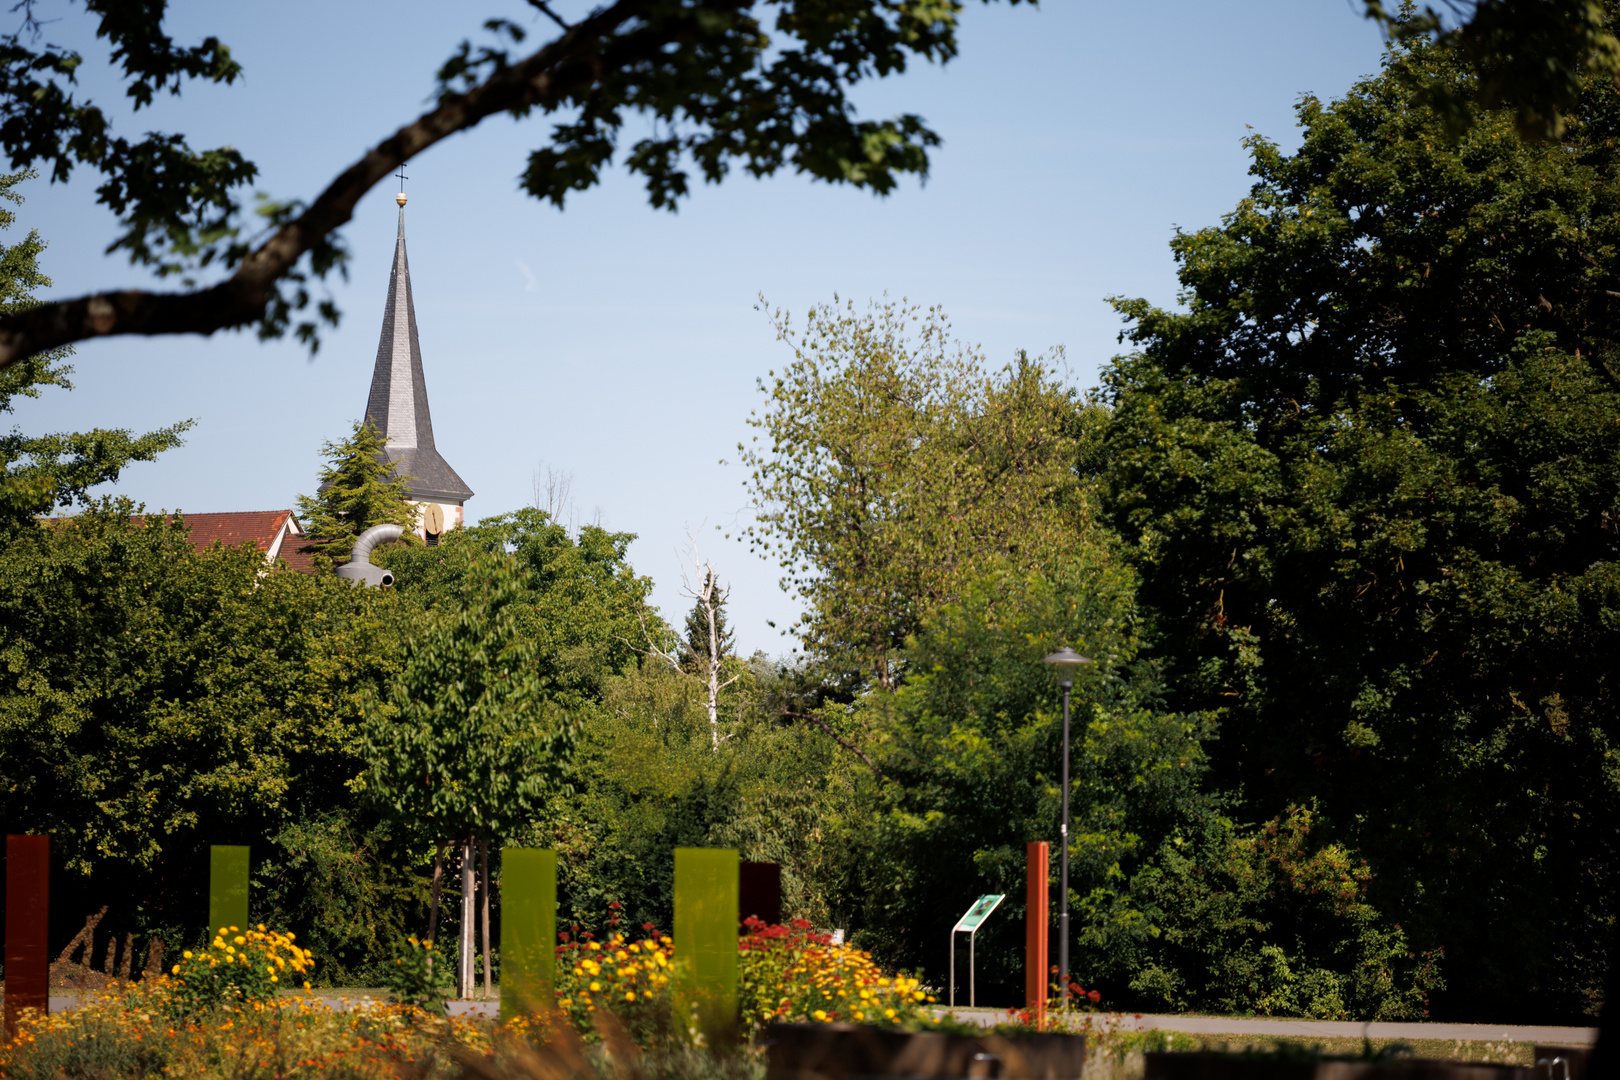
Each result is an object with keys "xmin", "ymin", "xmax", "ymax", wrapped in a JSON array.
[{"xmin": 364, "ymin": 191, "xmax": 473, "ymax": 543}]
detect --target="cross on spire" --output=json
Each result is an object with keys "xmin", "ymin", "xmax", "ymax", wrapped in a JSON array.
[{"xmin": 395, "ymin": 163, "xmax": 409, "ymax": 193}]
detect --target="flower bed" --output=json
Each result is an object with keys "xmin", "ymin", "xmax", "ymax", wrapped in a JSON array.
[
  {"xmin": 1, "ymin": 983, "xmax": 486, "ymax": 1080},
  {"xmin": 2, "ymin": 919, "xmax": 939, "ymax": 1080},
  {"xmin": 550, "ymin": 918, "xmax": 935, "ymax": 1040}
]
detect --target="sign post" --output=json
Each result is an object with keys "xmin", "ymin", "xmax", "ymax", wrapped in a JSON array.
[
  {"xmin": 1025, "ymin": 842, "xmax": 1049, "ymax": 1027},
  {"xmin": 948, "ymin": 893, "xmax": 1004, "ymax": 1008}
]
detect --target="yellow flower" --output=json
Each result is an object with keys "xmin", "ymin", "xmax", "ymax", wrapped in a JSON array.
[
  {"xmin": 228, "ymin": 926, "xmax": 239, "ymax": 933},
  {"xmin": 270, "ymin": 975, "xmax": 278, "ymax": 983},
  {"xmin": 171, "ymin": 964, "xmax": 181, "ymax": 974},
  {"xmin": 624, "ymin": 991, "xmax": 635, "ymax": 1002},
  {"xmin": 233, "ymin": 936, "xmax": 246, "ymax": 946},
  {"xmin": 885, "ymin": 1009, "xmax": 897, "ymax": 1019},
  {"xmin": 588, "ymin": 941, "xmax": 601, "ymax": 951},
  {"xmin": 813, "ymin": 1010, "xmax": 827, "ymax": 1021},
  {"xmin": 257, "ymin": 923, "xmax": 266, "ymax": 932},
  {"xmin": 304, "ymin": 981, "xmax": 312, "ymax": 990},
  {"xmin": 225, "ymin": 946, "xmax": 236, "ymax": 955},
  {"xmin": 589, "ymin": 982, "xmax": 601, "ymax": 992},
  {"xmin": 182, "ymin": 951, "xmax": 194, "ymax": 960}
]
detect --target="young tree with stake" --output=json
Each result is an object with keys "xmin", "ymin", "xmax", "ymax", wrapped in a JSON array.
[{"xmin": 364, "ymin": 550, "xmax": 576, "ymax": 998}]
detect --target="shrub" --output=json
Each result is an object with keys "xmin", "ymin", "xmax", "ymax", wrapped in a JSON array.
[
  {"xmin": 738, "ymin": 917, "xmax": 932, "ymax": 1028},
  {"xmin": 380, "ymin": 936, "xmax": 456, "ymax": 1016},
  {"xmin": 547, "ymin": 919, "xmax": 932, "ymax": 1044},
  {"xmin": 553, "ymin": 927, "xmax": 678, "ymax": 1047},
  {"xmin": 167, "ymin": 924, "xmax": 313, "ymax": 1015}
]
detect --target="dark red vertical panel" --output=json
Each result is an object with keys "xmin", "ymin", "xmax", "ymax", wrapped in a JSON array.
[
  {"xmin": 4, "ymin": 834, "xmax": 49, "ymax": 1036},
  {"xmin": 738, "ymin": 861, "xmax": 782, "ymax": 926},
  {"xmin": 1025, "ymin": 841, "xmax": 1049, "ymax": 1026}
]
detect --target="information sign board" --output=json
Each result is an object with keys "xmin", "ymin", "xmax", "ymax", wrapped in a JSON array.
[{"xmin": 951, "ymin": 893, "xmax": 1004, "ymax": 934}]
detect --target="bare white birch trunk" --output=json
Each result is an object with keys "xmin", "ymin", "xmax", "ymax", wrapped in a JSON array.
[{"xmin": 703, "ymin": 569, "xmax": 721, "ymax": 749}]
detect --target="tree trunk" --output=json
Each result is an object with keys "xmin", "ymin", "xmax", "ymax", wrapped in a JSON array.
[
  {"xmin": 459, "ymin": 839, "xmax": 476, "ymax": 999},
  {"xmin": 479, "ymin": 837, "xmax": 493, "ymax": 1001},
  {"xmin": 426, "ymin": 839, "xmax": 449, "ymax": 955},
  {"xmin": 704, "ymin": 570, "xmax": 721, "ymax": 749}
]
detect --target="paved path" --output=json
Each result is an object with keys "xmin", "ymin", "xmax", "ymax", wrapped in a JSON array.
[
  {"xmin": 941, "ymin": 1008, "xmax": 1598, "ymax": 1046},
  {"xmin": 39, "ymin": 992, "xmax": 1598, "ymax": 1044}
]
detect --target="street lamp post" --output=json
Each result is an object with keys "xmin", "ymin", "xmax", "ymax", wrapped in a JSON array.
[{"xmin": 1042, "ymin": 646, "xmax": 1093, "ymax": 1010}]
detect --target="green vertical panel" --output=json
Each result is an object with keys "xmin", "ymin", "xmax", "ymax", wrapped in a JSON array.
[
  {"xmin": 673, "ymin": 847, "xmax": 738, "ymax": 1047},
  {"xmin": 209, "ymin": 845, "xmax": 249, "ymax": 935},
  {"xmin": 500, "ymin": 848, "xmax": 556, "ymax": 1020}
]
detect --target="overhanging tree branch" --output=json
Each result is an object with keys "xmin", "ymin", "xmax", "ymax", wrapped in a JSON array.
[
  {"xmin": 0, "ymin": 0, "xmax": 961, "ymax": 369},
  {"xmin": 0, "ymin": 0, "xmax": 678, "ymax": 367},
  {"xmin": 782, "ymin": 708, "xmax": 883, "ymax": 776}
]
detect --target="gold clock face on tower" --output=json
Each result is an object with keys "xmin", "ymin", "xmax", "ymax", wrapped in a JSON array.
[{"xmin": 423, "ymin": 503, "xmax": 445, "ymax": 534}]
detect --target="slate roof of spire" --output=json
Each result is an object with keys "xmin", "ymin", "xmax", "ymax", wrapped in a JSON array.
[{"xmin": 363, "ymin": 206, "xmax": 474, "ymax": 503}]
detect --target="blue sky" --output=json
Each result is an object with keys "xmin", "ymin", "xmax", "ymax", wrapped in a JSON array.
[{"xmin": 12, "ymin": 1, "xmax": 1387, "ymax": 654}]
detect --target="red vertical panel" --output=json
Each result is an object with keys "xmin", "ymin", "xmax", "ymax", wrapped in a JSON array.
[
  {"xmin": 4, "ymin": 834, "xmax": 49, "ymax": 1036},
  {"xmin": 1025, "ymin": 840, "xmax": 1049, "ymax": 1026}
]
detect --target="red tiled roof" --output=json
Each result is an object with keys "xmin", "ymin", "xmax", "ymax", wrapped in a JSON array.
[
  {"xmin": 174, "ymin": 510, "xmax": 294, "ymax": 553},
  {"xmin": 123, "ymin": 510, "xmax": 319, "ymax": 575},
  {"xmin": 42, "ymin": 510, "xmax": 319, "ymax": 574},
  {"xmin": 277, "ymin": 545, "xmax": 319, "ymax": 574}
]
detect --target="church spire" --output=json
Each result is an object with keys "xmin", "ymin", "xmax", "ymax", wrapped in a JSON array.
[{"xmin": 362, "ymin": 190, "xmax": 474, "ymax": 506}]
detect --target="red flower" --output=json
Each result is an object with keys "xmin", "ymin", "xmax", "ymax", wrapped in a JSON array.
[{"xmin": 1088, "ymin": 990, "xmax": 1101, "ymax": 1004}]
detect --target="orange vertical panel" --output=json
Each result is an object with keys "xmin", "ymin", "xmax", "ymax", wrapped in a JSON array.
[
  {"xmin": 1025, "ymin": 840, "xmax": 1049, "ymax": 1026},
  {"xmin": 4, "ymin": 834, "xmax": 50, "ymax": 1036}
]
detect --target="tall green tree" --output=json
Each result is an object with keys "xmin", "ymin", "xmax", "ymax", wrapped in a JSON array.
[
  {"xmin": 741, "ymin": 298, "xmax": 1080, "ymax": 691},
  {"xmin": 1089, "ymin": 31, "xmax": 1620, "ymax": 1020},
  {"xmin": 0, "ymin": 499, "xmax": 419, "ymax": 977},
  {"xmin": 296, "ymin": 419, "xmax": 416, "ymax": 568},
  {"xmin": 683, "ymin": 569, "xmax": 734, "ymax": 675},
  {"xmin": 364, "ymin": 549, "xmax": 579, "ymax": 995},
  {"xmin": 381, "ymin": 508, "xmax": 657, "ymax": 711},
  {"xmin": 0, "ymin": 169, "xmax": 188, "ymax": 531}
]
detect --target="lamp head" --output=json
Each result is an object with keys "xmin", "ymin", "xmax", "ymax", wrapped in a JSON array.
[{"xmin": 1042, "ymin": 646, "xmax": 1093, "ymax": 683}]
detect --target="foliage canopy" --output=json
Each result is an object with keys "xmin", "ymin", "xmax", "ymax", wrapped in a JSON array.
[
  {"xmin": 0, "ymin": 169, "xmax": 187, "ymax": 532},
  {"xmin": 741, "ymin": 299, "xmax": 1079, "ymax": 690},
  {"xmin": 1089, "ymin": 31, "xmax": 1620, "ymax": 1018},
  {"xmin": 295, "ymin": 419, "xmax": 417, "ymax": 568}
]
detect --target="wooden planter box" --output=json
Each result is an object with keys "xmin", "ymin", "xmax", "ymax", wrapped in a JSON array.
[
  {"xmin": 1144, "ymin": 1051, "xmax": 1539, "ymax": 1080},
  {"xmin": 764, "ymin": 1021, "xmax": 1087, "ymax": 1080}
]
